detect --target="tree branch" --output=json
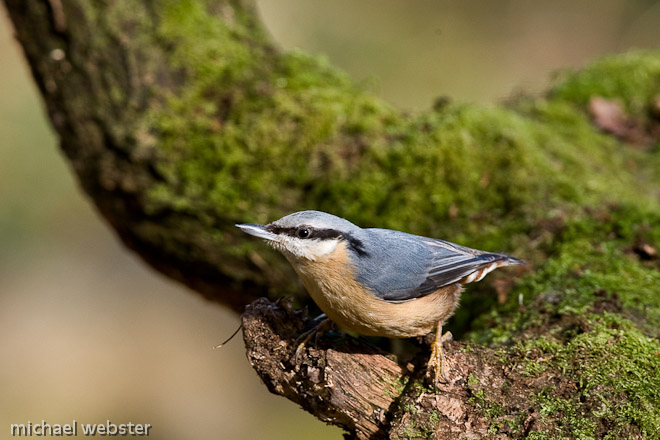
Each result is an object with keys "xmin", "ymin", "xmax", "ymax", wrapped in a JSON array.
[
  {"xmin": 4, "ymin": 0, "xmax": 660, "ymax": 437},
  {"xmin": 242, "ymin": 297, "xmax": 600, "ymax": 439}
]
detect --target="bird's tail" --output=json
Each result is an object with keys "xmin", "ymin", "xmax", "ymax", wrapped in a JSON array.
[
  {"xmin": 503, "ymin": 255, "xmax": 527, "ymax": 266},
  {"xmin": 460, "ymin": 253, "xmax": 526, "ymax": 284}
]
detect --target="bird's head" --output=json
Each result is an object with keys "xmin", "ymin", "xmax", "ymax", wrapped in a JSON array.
[{"xmin": 236, "ymin": 210, "xmax": 363, "ymax": 262}]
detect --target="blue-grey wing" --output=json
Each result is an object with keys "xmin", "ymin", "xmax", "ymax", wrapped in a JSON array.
[
  {"xmin": 354, "ymin": 230, "xmax": 521, "ymax": 302},
  {"xmin": 414, "ymin": 239, "xmax": 518, "ymax": 296}
]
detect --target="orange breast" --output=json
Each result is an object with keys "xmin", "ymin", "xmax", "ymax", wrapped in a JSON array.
[{"xmin": 285, "ymin": 241, "xmax": 462, "ymax": 338}]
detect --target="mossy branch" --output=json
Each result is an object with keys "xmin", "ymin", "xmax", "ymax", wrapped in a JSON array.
[{"xmin": 4, "ymin": 0, "xmax": 660, "ymax": 437}]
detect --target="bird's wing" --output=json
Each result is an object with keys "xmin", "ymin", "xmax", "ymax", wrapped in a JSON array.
[
  {"xmin": 376, "ymin": 237, "xmax": 522, "ymax": 302},
  {"xmin": 427, "ymin": 238, "xmax": 512, "ymax": 282}
]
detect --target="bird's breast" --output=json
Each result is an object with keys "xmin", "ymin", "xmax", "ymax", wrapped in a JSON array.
[{"xmin": 284, "ymin": 241, "xmax": 461, "ymax": 338}]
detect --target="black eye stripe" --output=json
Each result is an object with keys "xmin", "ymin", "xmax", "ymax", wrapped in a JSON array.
[
  {"xmin": 310, "ymin": 229, "xmax": 342, "ymax": 240},
  {"xmin": 266, "ymin": 225, "xmax": 296, "ymax": 236},
  {"xmin": 265, "ymin": 225, "xmax": 368, "ymax": 255},
  {"xmin": 266, "ymin": 225, "xmax": 343, "ymax": 240}
]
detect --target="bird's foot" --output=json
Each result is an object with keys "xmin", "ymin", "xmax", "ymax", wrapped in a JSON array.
[
  {"xmin": 294, "ymin": 314, "xmax": 331, "ymax": 363},
  {"xmin": 428, "ymin": 328, "xmax": 453, "ymax": 384}
]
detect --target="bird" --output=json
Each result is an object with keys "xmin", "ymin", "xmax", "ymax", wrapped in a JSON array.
[{"xmin": 236, "ymin": 210, "xmax": 525, "ymax": 383}]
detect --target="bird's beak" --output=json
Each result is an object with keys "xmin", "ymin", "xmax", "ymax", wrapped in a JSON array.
[{"xmin": 235, "ymin": 223, "xmax": 277, "ymax": 241}]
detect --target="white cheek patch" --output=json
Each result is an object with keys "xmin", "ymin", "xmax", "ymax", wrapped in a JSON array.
[
  {"xmin": 275, "ymin": 237, "xmax": 339, "ymax": 261},
  {"xmin": 303, "ymin": 238, "xmax": 339, "ymax": 260}
]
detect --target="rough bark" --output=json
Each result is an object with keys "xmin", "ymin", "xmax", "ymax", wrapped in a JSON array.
[
  {"xmin": 4, "ymin": 1, "xmax": 660, "ymax": 438},
  {"xmin": 3, "ymin": 0, "xmax": 277, "ymax": 310},
  {"xmin": 242, "ymin": 298, "xmax": 511, "ymax": 439},
  {"xmin": 241, "ymin": 293, "xmax": 649, "ymax": 439}
]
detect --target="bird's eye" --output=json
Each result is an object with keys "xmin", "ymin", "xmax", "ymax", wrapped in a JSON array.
[{"xmin": 297, "ymin": 228, "xmax": 310, "ymax": 239}]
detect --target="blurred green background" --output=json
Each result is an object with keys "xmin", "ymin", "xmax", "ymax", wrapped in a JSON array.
[{"xmin": 1, "ymin": 1, "xmax": 659, "ymax": 438}]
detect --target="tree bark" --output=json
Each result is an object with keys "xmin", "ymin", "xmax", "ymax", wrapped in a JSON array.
[
  {"xmin": 242, "ymin": 297, "xmax": 525, "ymax": 439},
  {"xmin": 4, "ymin": 1, "xmax": 660, "ymax": 438}
]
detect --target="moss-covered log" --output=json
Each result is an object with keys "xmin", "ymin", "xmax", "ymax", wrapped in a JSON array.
[{"xmin": 4, "ymin": 0, "xmax": 660, "ymax": 438}]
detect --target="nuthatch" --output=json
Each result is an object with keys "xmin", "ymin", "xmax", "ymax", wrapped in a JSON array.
[{"xmin": 237, "ymin": 210, "xmax": 525, "ymax": 383}]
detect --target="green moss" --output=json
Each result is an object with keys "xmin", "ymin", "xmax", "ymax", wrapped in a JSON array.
[
  {"xmin": 546, "ymin": 207, "xmax": 660, "ymax": 326},
  {"xmin": 525, "ymin": 318, "xmax": 660, "ymax": 439},
  {"xmin": 471, "ymin": 205, "xmax": 660, "ymax": 342},
  {"xmin": 469, "ymin": 389, "xmax": 504, "ymax": 419},
  {"xmin": 121, "ymin": 5, "xmax": 660, "ymax": 432},
  {"xmin": 526, "ymin": 433, "xmax": 553, "ymax": 440},
  {"xmin": 403, "ymin": 402, "xmax": 420, "ymax": 415},
  {"xmin": 20, "ymin": 0, "xmax": 660, "ymax": 436},
  {"xmin": 466, "ymin": 372, "xmax": 514, "ymax": 435},
  {"xmin": 383, "ymin": 375, "xmax": 409, "ymax": 398},
  {"xmin": 465, "ymin": 204, "xmax": 660, "ymax": 437},
  {"xmin": 141, "ymin": 0, "xmax": 660, "ymax": 292},
  {"xmin": 550, "ymin": 50, "xmax": 660, "ymax": 115},
  {"xmin": 146, "ymin": 0, "xmax": 400, "ymax": 226},
  {"xmin": 567, "ymin": 320, "xmax": 659, "ymax": 436},
  {"xmin": 428, "ymin": 411, "xmax": 440, "ymax": 426},
  {"xmin": 398, "ymin": 402, "xmax": 437, "ymax": 440},
  {"xmin": 467, "ymin": 373, "xmax": 479, "ymax": 388},
  {"xmin": 536, "ymin": 386, "xmax": 597, "ymax": 437},
  {"xmin": 474, "ymin": 312, "xmax": 660, "ymax": 438}
]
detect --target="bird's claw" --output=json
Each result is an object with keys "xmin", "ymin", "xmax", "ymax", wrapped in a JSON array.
[
  {"xmin": 428, "ymin": 328, "xmax": 453, "ymax": 384},
  {"xmin": 293, "ymin": 315, "xmax": 330, "ymax": 364}
]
